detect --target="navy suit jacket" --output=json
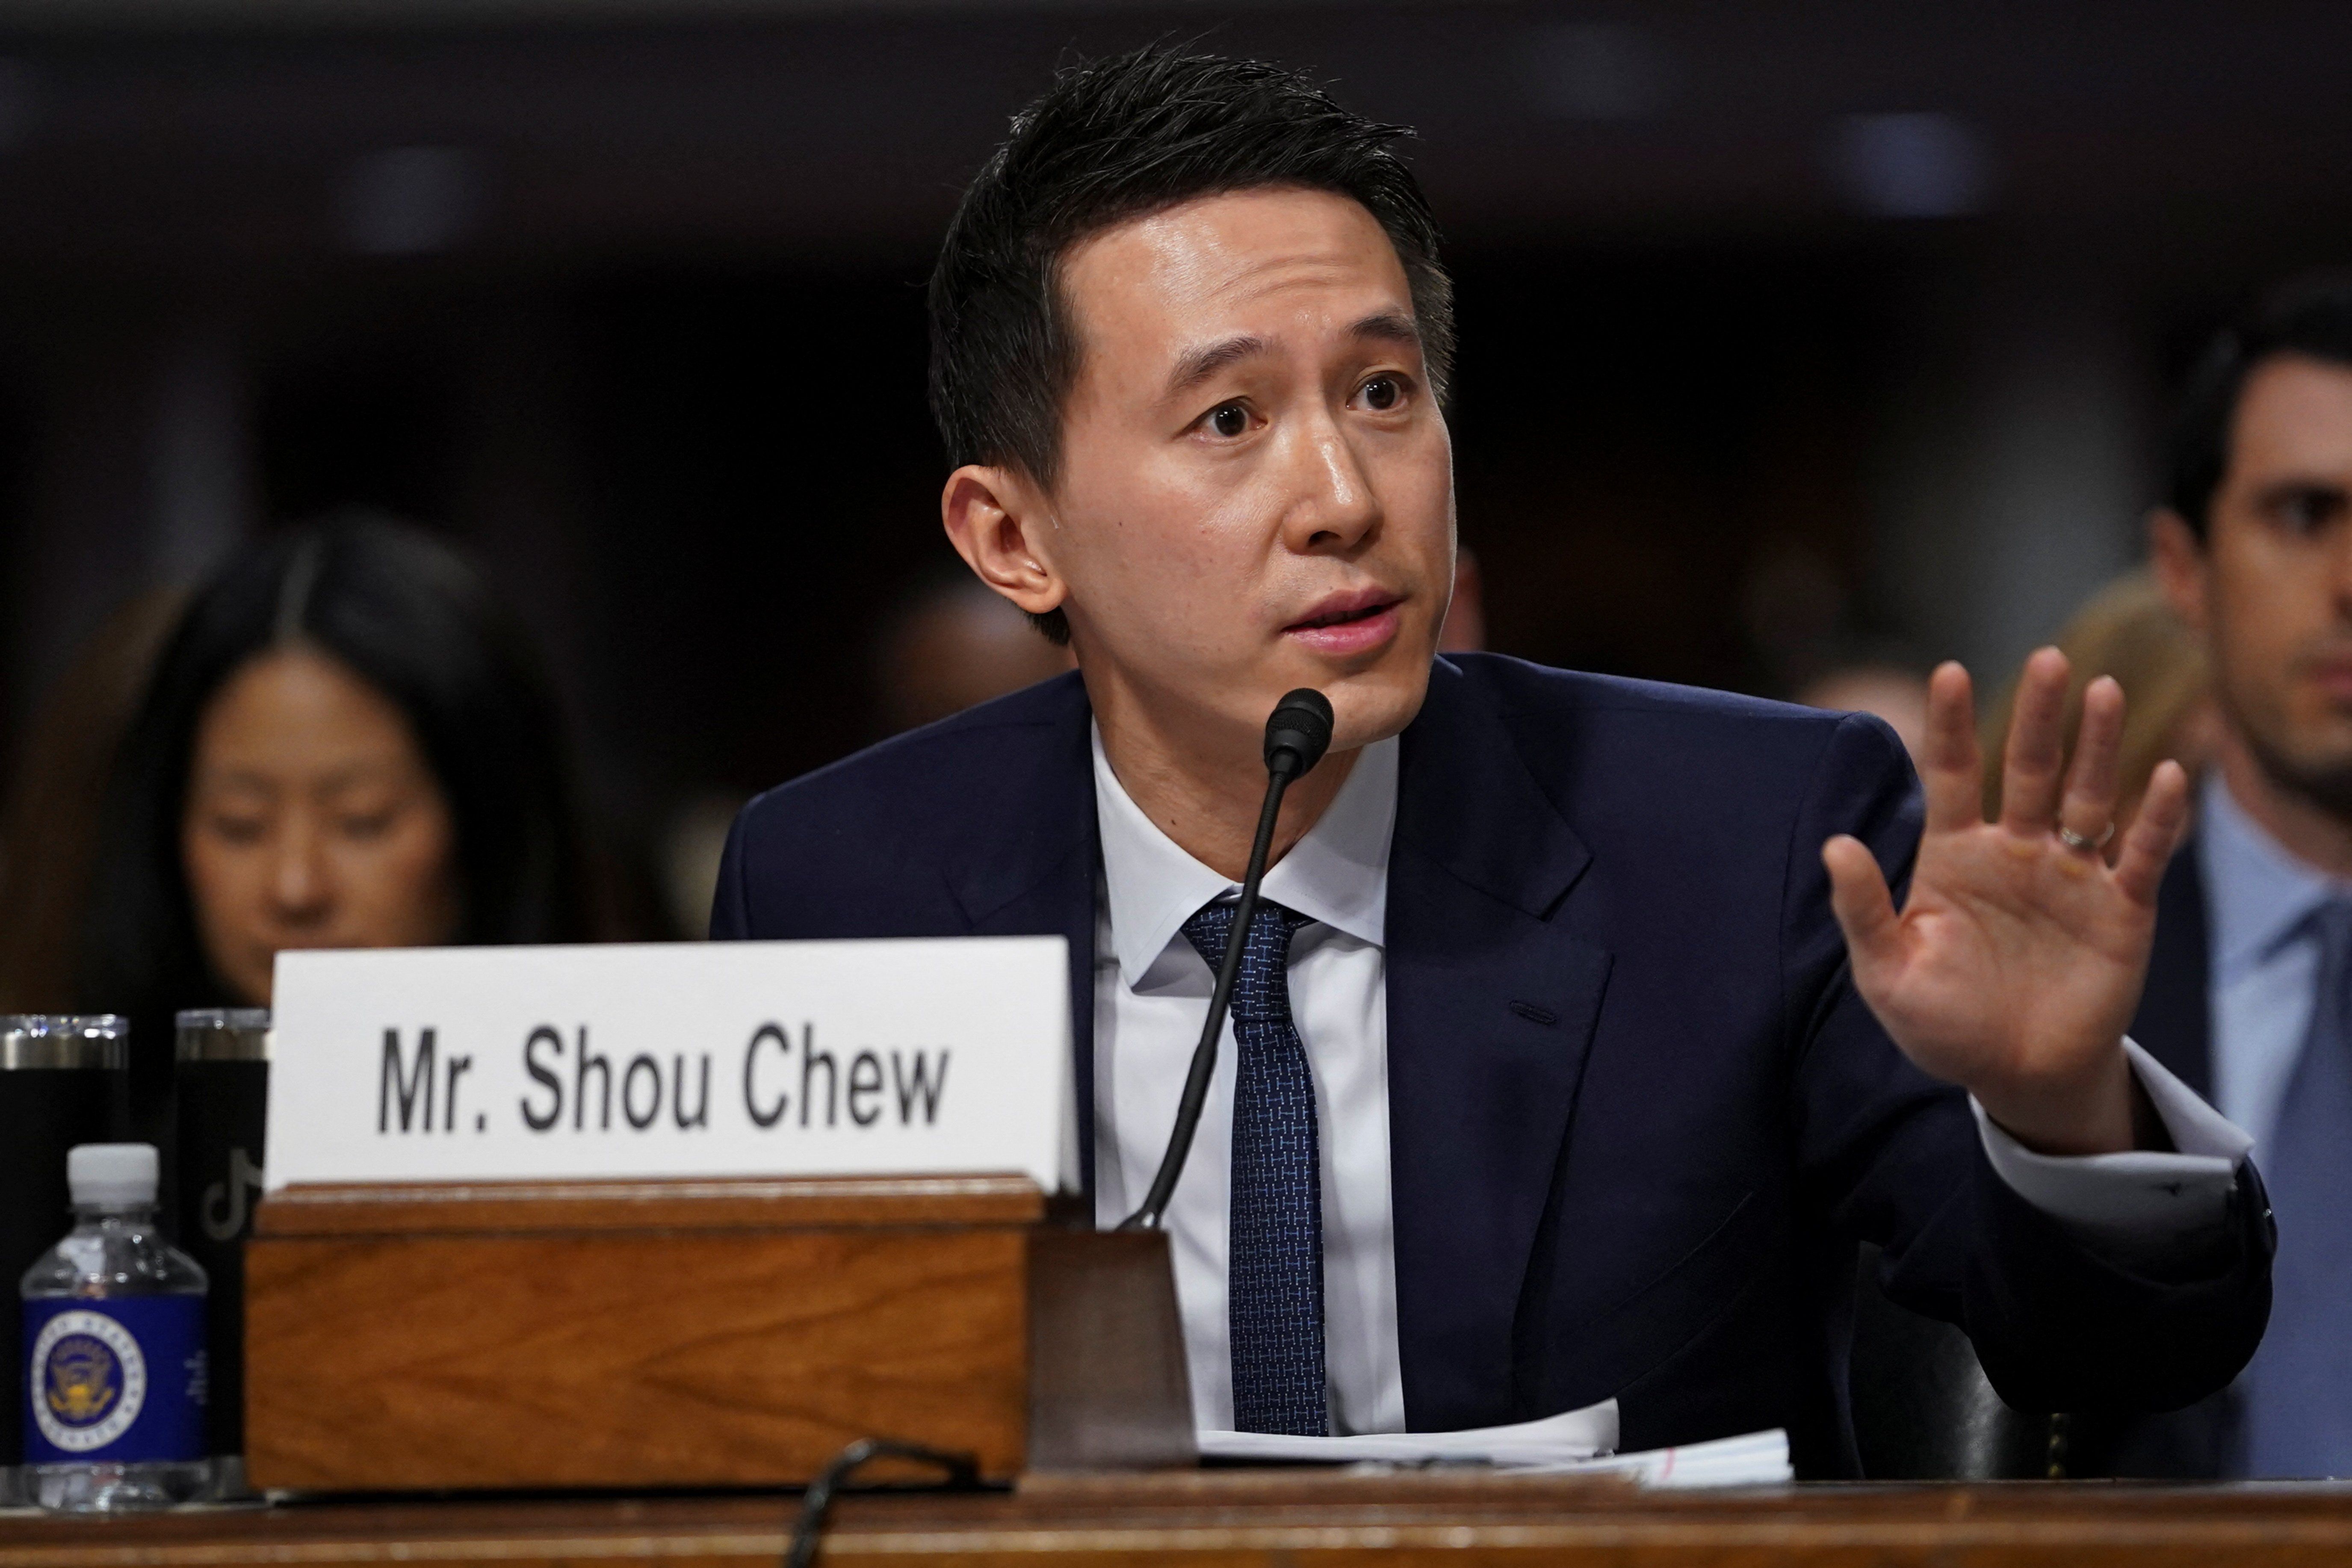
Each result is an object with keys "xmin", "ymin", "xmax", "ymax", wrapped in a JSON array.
[{"xmin": 713, "ymin": 653, "xmax": 2272, "ymax": 1476}]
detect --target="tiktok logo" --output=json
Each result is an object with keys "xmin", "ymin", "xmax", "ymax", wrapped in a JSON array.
[{"xmin": 201, "ymin": 1148, "xmax": 265, "ymax": 1241}]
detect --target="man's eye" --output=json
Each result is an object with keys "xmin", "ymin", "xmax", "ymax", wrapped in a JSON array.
[
  {"xmin": 1360, "ymin": 376, "xmax": 1402, "ymax": 411},
  {"xmin": 2278, "ymin": 487, "xmax": 2347, "ymax": 535},
  {"xmin": 208, "ymin": 815, "xmax": 267, "ymax": 846},
  {"xmin": 1207, "ymin": 403, "xmax": 1249, "ymax": 439},
  {"xmin": 339, "ymin": 811, "xmax": 396, "ymax": 842}
]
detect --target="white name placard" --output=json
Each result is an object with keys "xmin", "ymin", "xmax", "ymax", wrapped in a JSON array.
[{"xmin": 263, "ymin": 938, "xmax": 1072, "ymax": 1192}]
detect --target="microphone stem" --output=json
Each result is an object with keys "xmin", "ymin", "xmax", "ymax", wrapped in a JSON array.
[{"xmin": 1117, "ymin": 755, "xmax": 1299, "ymax": 1231}]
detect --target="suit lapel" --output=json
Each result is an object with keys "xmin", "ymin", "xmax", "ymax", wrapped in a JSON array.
[
  {"xmin": 2130, "ymin": 839, "xmax": 2214, "ymax": 1100},
  {"xmin": 942, "ymin": 673, "xmax": 1104, "ymax": 1196},
  {"xmin": 1386, "ymin": 659, "xmax": 1613, "ymax": 1430}
]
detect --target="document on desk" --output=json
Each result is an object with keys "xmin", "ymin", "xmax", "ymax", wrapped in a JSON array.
[{"xmin": 1198, "ymin": 1400, "xmax": 1791, "ymax": 1488}]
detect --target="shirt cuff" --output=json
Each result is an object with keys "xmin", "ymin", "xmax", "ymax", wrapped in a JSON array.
[{"xmin": 1971, "ymin": 1039, "xmax": 2252, "ymax": 1264}]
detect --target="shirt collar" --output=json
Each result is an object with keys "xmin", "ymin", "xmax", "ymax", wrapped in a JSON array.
[
  {"xmin": 2199, "ymin": 770, "xmax": 2352, "ymax": 978},
  {"xmin": 1092, "ymin": 723, "xmax": 1397, "ymax": 987}
]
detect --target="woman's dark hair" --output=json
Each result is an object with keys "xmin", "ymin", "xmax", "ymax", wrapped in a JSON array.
[
  {"xmin": 928, "ymin": 45, "xmax": 1454, "ymax": 644},
  {"xmin": 79, "ymin": 514, "xmax": 603, "ymax": 1134},
  {"xmin": 2169, "ymin": 275, "xmax": 2352, "ymax": 540}
]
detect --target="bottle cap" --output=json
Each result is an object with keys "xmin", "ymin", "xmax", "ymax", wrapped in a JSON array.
[
  {"xmin": 175, "ymin": 1007, "xmax": 271, "ymax": 1062},
  {"xmin": 68, "ymin": 1143, "xmax": 159, "ymax": 1207},
  {"xmin": 0, "ymin": 1015, "xmax": 128, "ymax": 1072}
]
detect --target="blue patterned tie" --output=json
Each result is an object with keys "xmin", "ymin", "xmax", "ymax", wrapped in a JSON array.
[
  {"xmin": 1182, "ymin": 897, "xmax": 1327, "ymax": 1437},
  {"xmin": 2242, "ymin": 898, "xmax": 2352, "ymax": 1477}
]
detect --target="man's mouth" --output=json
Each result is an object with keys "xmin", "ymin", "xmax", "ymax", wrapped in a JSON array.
[
  {"xmin": 2305, "ymin": 652, "xmax": 2352, "ymax": 704},
  {"xmin": 1285, "ymin": 589, "xmax": 1401, "ymax": 633},
  {"xmin": 1282, "ymin": 588, "xmax": 1405, "ymax": 656}
]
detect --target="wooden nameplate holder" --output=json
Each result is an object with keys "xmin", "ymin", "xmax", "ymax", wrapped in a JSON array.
[{"xmin": 242, "ymin": 1174, "xmax": 1194, "ymax": 1491}]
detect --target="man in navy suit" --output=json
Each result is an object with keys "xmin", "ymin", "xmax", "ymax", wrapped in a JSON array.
[{"xmin": 715, "ymin": 48, "xmax": 2271, "ymax": 1476}]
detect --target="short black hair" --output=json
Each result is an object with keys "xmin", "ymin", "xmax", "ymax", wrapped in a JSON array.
[
  {"xmin": 79, "ymin": 514, "xmax": 605, "ymax": 1140},
  {"xmin": 2168, "ymin": 275, "xmax": 2352, "ymax": 540},
  {"xmin": 928, "ymin": 45, "xmax": 1454, "ymax": 644}
]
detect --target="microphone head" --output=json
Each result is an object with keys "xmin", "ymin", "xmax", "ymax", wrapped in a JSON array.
[{"xmin": 1264, "ymin": 688, "xmax": 1336, "ymax": 777}]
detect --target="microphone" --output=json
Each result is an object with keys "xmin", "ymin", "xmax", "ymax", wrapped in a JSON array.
[{"xmin": 1118, "ymin": 688, "xmax": 1335, "ymax": 1232}]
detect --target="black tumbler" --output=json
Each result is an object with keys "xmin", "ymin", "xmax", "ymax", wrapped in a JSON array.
[
  {"xmin": 171, "ymin": 1007, "xmax": 269, "ymax": 1491},
  {"xmin": 0, "ymin": 1016, "xmax": 128, "ymax": 1484}
]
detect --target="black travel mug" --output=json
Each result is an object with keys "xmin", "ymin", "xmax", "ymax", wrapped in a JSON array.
[
  {"xmin": 171, "ymin": 1007, "xmax": 269, "ymax": 1490},
  {"xmin": 0, "ymin": 1016, "xmax": 128, "ymax": 1476}
]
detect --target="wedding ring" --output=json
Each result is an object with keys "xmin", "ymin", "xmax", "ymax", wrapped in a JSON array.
[{"xmin": 2056, "ymin": 821, "xmax": 2115, "ymax": 853}]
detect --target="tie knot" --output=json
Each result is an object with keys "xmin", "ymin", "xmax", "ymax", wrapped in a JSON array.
[{"xmin": 1180, "ymin": 898, "xmax": 1312, "ymax": 974}]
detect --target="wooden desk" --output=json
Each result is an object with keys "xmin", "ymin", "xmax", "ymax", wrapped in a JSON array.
[{"xmin": 8, "ymin": 1473, "xmax": 2352, "ymax": 1566}]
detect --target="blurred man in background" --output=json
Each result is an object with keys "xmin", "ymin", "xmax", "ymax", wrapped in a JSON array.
[
  {"xmin": 875, "ymin": 570, "xmax": 1079, "ymax": 734},
  {"xmin": 2125, "ymin": 279, "xmax": 2352, "ymax": 1477},
  {"xmin": 1798, "ymin": 661, "xmax": 1930, "ymax": 763},
  {"xmin": 661, "ymin": 570, "xmax": 1082, "ymax": 937}
]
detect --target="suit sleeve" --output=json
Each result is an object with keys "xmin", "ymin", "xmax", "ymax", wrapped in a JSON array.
[{"xmin": 1783, "ymin": 712, "xmax": 2274, "ymax": 1416}]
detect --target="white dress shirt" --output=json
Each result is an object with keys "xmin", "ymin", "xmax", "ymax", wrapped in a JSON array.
[
  {"xmin": 1090, "ymin": 728, "xmax": 1403, "ymax": 1434},
  {"xmin": 1087, "ymin": 725, "xmax": 2252, "ymax": 1433}
]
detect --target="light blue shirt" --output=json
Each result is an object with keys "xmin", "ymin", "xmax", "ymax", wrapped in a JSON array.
[{"xmin": 2201, "ymin": 773, "xmax": 2352, "ymax": 1155}]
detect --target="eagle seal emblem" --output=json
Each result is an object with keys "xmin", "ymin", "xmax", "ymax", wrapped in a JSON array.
[{"xmin": 30, "ymin": 1310, "xmax": 147, "ymax": 1453}]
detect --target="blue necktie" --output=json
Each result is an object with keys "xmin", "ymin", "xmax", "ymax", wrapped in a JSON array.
[
  {"xmin": 2242, "ymin": 898, "xmax": 2352, "ymax": 1477},
  {"xmin": 1182, "ymin": 897, "xmax": 1327, "ymax": 1437}
]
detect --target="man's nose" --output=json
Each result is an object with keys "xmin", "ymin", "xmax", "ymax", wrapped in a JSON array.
[
  {"xmin": 2331, "ymin": 524, "xmax": 2352, "ymax": 616},
  {"xmin": 1278, "ymin": 413, "xmax": 1381, "ymax": 553}
]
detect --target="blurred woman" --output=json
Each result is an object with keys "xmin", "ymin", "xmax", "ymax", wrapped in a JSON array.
[
  {"xmin": 1979, "ymin": 568, "xmax": 2221, "ymax": 856},
  {"xmin": 80, "ymin": 515, "xmax": 604, "ymax": 1141}
]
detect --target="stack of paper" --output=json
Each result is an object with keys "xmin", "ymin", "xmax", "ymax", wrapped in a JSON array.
[
  {"xmin": 1197, "ymin": 1399, "xmax": 1791, "ymax": 1489},
  {"xmin": 1519, "ymin": 1427, "xmax": 1792, "ymax": 1488}
]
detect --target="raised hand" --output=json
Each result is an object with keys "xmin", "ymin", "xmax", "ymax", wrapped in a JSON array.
[{"xmin": 1821, "ymin": 648, "xmax": 2191, "ymax": 1155}]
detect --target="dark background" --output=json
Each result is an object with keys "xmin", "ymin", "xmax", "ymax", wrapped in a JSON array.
[{"xmin": 2, "ymin": 0, "xmax": 2348, "ymax": 927}]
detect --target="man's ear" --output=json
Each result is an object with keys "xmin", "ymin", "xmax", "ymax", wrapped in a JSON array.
[
  {"xmin": 2148, "ymin": 507, "xmax": 2211, "ymax": 636},
  {"xmin": 942, "ymin": 464, "xmax": 1069, "ymax": 621}
]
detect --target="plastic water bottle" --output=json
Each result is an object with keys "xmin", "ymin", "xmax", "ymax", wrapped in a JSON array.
[{"xmin": 20, "ymin": 1144, "xmax": 210, "ymax": 1512}]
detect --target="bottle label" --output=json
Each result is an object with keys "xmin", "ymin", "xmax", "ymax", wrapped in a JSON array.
[{"xmin": 22, "ymin": 1298, "xmax": 207, "ymax": 1465}]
